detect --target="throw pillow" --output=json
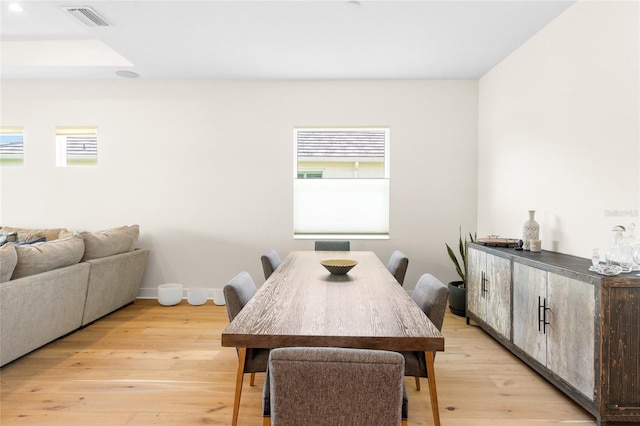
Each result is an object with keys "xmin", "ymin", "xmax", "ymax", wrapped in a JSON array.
[
  {"xmin": 0, "ymin": 243, "xmax": 17, "ymax": 282},
  {"xmin": 15, "ymin": 237, "xmax": 47, "ymax": 245},
  {"xmin": 81, "ymin": 225, "xmax": 140, "ymax": 261},
  {"xmin": 11, "ymin": 234, "xmax": 85, "ymax": 280},
  {"xmin": 0, "ymin": 227, "xmax": 68, "ymax": 242},
  {"xmin": 0, "ymin": 231, "xmax": 18, "ymax": 245},
  {"xmin": 16, "ymin": 230, "xmax": 44, "ymax": 242}
]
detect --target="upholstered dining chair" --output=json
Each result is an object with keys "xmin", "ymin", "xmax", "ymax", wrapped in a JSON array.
[
  {"xmin": 260, "ymin": 249, "xmax": 281, "ymax": 280},
  {"xmin": 314, "ymin": 240, "xmax": 350, "ymax": 251},
  {"xmin": 262, "ymin": 347, "xmax": 408, "ymax": 426},
  {"xmin": 387, "ymin": 250, "xmax": 409, "ymax": 286},
  {"xmin": 223, "ymin": 272, "xmax": 271, "ymax": 416},
  {"xmin": 402, "ymin": 273, "xmax": 449, "ymax": 391}
]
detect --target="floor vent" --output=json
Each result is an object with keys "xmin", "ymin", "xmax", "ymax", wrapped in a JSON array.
[{"xmin": 63, "ymin": 7, "xmax": 111, "ymax": 27}]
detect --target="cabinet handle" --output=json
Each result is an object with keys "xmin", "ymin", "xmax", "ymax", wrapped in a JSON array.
[
  {"xmin": 538, "ymin": 296, "xmax": 543, "ymax": 332},
  {"xmin": 482, "ymin": 271, "xmax": 488, "ymax": 296},
  {"xmin": 542, "ymin": 297, "xmax": 550, "ymax": 334},
  {"xmin": 537, "ymin": 296, "xmax": 551, "ymax": 334}
]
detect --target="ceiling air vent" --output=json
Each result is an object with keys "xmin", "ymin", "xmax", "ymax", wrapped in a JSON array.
[{"xmin": 63, "ymin": 6, "xmax": 111, "ymax": 27}]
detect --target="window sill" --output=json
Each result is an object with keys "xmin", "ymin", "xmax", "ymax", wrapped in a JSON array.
[{"xmin": 294, "ymin": 234, "xmax": 389, "ymax": 240}]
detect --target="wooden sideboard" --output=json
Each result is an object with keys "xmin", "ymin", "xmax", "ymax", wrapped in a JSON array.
[{"xmin": 466, "ymin": 243, "xmax": 640, "ymax": 426}]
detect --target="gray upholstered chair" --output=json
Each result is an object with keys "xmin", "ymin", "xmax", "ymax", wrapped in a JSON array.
[
  {"xmin": 223, "ymin": 272, "xmax": 271, "ymax": 414},
  {"xmin": 262, "ymin": 347, "xmax": 408, "ymax": 426},
  {"xmin": 402, "ymin": 273, "xmax": 449, "ymax": 391},
  {"xmin": 261, "ymin": 249, "xmax": 281, "ymax": 280},
  {"xmin": 387, "ymin": 250, "xmax": 409, "ymax": 286},
  {"xmin": 314, "ymin": 240, "xmax": 350, "ymax": 251}
]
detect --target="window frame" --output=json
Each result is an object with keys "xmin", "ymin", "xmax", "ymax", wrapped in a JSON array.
[
  {"xmin": 0, "ymin": 126, "xmax": 25, "ymax": 166},
  {"xmin": 293, "ymin": 127, "xmax": 390, "ymax": 240},
  {"xmin": 56, "ymin": 126, "xmax": 98, "ymax": 167}
]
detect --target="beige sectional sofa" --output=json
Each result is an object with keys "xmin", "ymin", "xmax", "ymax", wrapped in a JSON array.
[{"xmin": 0, "ymin": 225, "xmax": 149, "ymax": 366}]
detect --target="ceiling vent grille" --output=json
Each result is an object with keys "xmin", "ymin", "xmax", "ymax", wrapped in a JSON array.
[{"xmin": 63, "ymin": 7, "xmax": 111, "ymax": 27}]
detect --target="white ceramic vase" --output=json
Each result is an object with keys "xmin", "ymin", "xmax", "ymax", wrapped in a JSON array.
[{"xmin": 522, "ymin": 210, "xmax": 540, "ymax": 251}]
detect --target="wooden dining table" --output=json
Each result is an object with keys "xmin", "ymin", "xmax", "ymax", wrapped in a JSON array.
[{"xmin": 221, "ymin": 250, "xmax": 445, "ymax": 425}]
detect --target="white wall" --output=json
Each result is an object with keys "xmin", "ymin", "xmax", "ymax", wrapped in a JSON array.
[
  {"xmin": 0, "ymin": 80, "xmax": 478, "ymax": 294},
  {"xmin": 478, "ymin": 0, "xmax": 639, "ymax": 258}
]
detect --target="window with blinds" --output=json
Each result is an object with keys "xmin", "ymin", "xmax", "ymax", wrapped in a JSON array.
[
  {"xmin": 56, "ymin": 126, "xmax": 98, "ymax": 167},
  {"xmin": 293, "ymin": 128, "xmax": 390, "ymax": 238},
  {"xmin": 0, "ymin": 127, "xmax": 24, "ymax": 166}
]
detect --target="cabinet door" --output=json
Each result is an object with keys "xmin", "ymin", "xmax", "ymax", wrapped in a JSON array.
[
  {"xmin": 485, "ymin": 253, "xmax": 512, "ymax": 339},
  {"xmin": 546, "ymin": 273, "xmax": 595, "ymax": 400},
  {"xmin": 601, "ymin": 279, "xmax": 640, "ymax": 415},
  {"xmin": 513, "ymin": 263, "xmax": 547, "ymax": 365},
  {"xmin": 467, "ymin": 247, "xmax": 486, "ymax": 320}
]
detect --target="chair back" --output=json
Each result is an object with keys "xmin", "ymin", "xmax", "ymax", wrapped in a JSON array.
[
  {"xmin": 223, "ymin": 271, "xmax": 257, "ymax": 322},
  {"xmin": 411, "ymin": 273, "xmax": 449, "ymax": 331},
  {"xmin": 264, "ymin": 347, "xmax": 405, "ymax": 426},
  {"xmin": 261, "ymin": 249, "xmax": 281, "ymax": 280},
  {"xmin": 314, "ymin": 240, "xmax": 350, "ymax": 251},
  {"xmin": 387, "ymin": 250, "xmax": 409, "ymax": 286}
]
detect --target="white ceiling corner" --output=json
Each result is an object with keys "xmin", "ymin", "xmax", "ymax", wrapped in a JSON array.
[{"xmin": 0, "ymin": 0, "xmax": 576, "ymax": 80}]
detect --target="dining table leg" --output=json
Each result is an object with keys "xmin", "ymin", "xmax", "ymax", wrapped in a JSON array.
[
  {"xmin": 231, "ymin": 347, "xmax": 247, "ymax": 426},
  {"xmin": 425, "ymin": 351, "xmax": 441, "ymax": 426}
]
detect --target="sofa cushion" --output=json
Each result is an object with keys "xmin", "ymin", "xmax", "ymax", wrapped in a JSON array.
[
  {"xmin": 11, "ymin": 234, "xmax": 85, "ymax": 280},
  {"xmin": 0, "ymin": 243, "xmax": 17, "ymax": 282},
  {"xmin": 81, "ymin": 225, "xmax": 139, "ymax": 261},
  {"xmin": 0, "ymin": 227, "xmax": 68, "ymax": 242}
]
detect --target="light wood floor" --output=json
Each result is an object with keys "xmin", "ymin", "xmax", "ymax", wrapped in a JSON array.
[{"xmin": 1, "ymin": 299, "xmax": 596, "ymax": 425}]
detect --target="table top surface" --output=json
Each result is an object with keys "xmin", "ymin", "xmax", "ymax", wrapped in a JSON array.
[{"xmin": 221, "ymin": 251, "xmax": 444, "ymax": 352}]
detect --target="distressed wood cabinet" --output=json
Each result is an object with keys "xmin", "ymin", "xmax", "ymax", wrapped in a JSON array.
[
  {"xmin": 467, "ymin": 246, "xmax": 511, "ymax": 340},
  {"xmin": 467, "ymin": 243, "xmax": 640, "ymax": 426},
  {"xmin": 513, "ymin": 263, "xmax": 595, "ymax": 399}
]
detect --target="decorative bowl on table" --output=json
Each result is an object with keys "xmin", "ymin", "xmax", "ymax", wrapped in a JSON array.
[
  {"xmin": 320, "ymin": 259, "xmax": 358, "ymax": 275},
  {"xmin": 589, "ymin": 264, "xmax": 622, "ymax": 276}
]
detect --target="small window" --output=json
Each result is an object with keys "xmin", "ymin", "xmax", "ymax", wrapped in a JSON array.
[
  {"xmin": 0, "ymin": 127, "xmax": 24, "ymax": 166},
  {"xmin": 56, "ymin": 126, "xmax": 98, "ymax": 167},
  {"xmin": 294, "ymin": 127, "xmax": 390, "ymax": 238}
]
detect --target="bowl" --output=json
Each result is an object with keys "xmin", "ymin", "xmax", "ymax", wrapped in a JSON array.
[
  {"xmin": 187, "ymin": 287, "xmax": 208, "ymax": 306},
  {"xmin": 589, "ymin": 264, "xmax": 622, "ymax": 276},
  {"xmin": 320, "ymin": 259, "xmax": 358, "ymax": 275},
  {"xmin": 157, "ymin": 283, "xmax": 183, "ymax": 306}
]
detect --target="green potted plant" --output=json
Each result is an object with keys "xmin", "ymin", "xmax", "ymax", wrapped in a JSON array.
[{"xmin": 446, "ymin": 227, "xmax": 476, "ymax": 317}]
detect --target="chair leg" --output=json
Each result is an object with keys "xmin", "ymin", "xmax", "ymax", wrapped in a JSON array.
[
  {"xmin": 401, "ymin": 420, "xmax": 408, "ymax": 426},
  {"xmin": 263, "ymin": 416, "xmax": 271, "ymax": 426},
  {"xmin": 250, "ymin": 372, "xmax": 256, "ymax": 386},
  {"xmin": 414, "ymin": 376, "xmax": 420, "ymax": 391}
]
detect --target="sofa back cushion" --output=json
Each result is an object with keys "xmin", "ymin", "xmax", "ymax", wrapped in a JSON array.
[
  {"xmin": 0, "ymin": 243, "xmax": 17, "ymax": 282},
  {"xmin": 0, "ymin": 226, "xmax": 69, "ymax": 242},
  {"xmin": 81, "ymin": 225, "xmax": 139, "ymax": 261},
  {"xmin": 11, "ymin": 234, "xmax": 85, "ymax": 279}
]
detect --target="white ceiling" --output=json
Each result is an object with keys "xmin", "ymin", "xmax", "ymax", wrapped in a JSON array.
[{"xmin": 0, "ymin": 0, "xmax": 575, "ymax": 80}]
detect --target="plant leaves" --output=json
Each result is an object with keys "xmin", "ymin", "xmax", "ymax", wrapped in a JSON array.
[
  {"xmin": 446, "ymin": 243, "xmax": 464, "ymax": 281},
  {"xmin": 446, "ymin": 227, "xmax": 476, "ymax": 284}
]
